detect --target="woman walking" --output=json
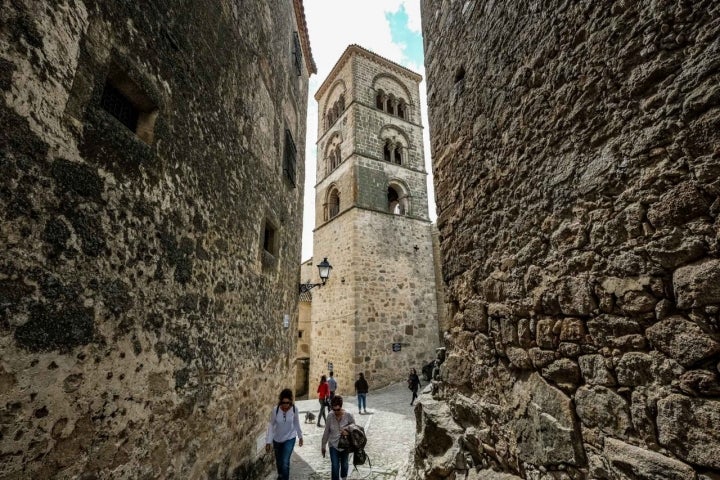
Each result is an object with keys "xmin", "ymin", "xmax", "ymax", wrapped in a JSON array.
[
  {"xmin": 321, "ymin": 395, "xmax": 356, "ymax": 480},
  {"xmin": 265, "ymin": 388, "xmax": 303, "ymax": 480},
  {"xmin": 316, "ymin": 375, "xmax": 330, "ymax": 427},
  {"xmin": 408, "ymin": 368, "xmax": 421, "ymax": 406}
]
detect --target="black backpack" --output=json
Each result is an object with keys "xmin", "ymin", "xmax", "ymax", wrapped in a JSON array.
[{"xmin": 346, "ymin": 423, "xmax": 370, "ymax": 469}]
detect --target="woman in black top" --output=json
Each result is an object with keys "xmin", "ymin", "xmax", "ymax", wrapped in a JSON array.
[{"xmin": 408, "ymin": 368, "xmax": 421, "ymax": 406}]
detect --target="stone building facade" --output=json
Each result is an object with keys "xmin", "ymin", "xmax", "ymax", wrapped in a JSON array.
[
  {"xmin": 0, "ymin": 1, "xmax": 314, "ymax": 479},
  {"xmin": 308, "ymin": 45, "xmax": 441, "ymax": 393},
  {"xmin": 418, "ymin": 1, "xmax": 720, "ymax": 480}
]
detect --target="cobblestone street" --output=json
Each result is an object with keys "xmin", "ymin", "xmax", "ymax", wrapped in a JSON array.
[{"xmin": 262, "ymin": 382, "xmax": 420, "ymax": 480}]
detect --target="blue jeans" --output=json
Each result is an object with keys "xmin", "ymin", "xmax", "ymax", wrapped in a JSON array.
[
  {"xmin": 329, "ymin": 446, "xmax": 349, "ymax": 480},
  {"xmin": 357, "ymin": 393, "xmax": 367, "ymax": 411},
  {"xmin": 273, "ymin": 438, "xmax": 295, "ymax": 480}
]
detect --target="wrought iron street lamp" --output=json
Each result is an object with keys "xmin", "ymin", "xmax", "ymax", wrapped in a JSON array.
[{"xmin": 299, "ymin": 257, "xmax": 333, "ymax": 293}]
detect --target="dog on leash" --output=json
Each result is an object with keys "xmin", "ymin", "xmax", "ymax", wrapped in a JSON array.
[{"xmin": 304, "ymin": 411, "xmax": 316, "ymax": 424}]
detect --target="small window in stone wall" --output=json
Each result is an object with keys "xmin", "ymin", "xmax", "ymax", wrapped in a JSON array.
[
  {"xmin": 99, "ymin": 65, "xmax": 158, "ymax": 144},
  {"xmin": 298, "ymin": 330, "xmax": 303, "ymax": 338},
  {"xmin": 283, "ymin": 129, "xmax": 297, "ymax": 187},
  {"xmin": 293, "ymin": 32, "xmax": 303, "ymax": 76},
  {"xmin": 261, "ymin": 219, "xmax": 279, "ymax": 271}
]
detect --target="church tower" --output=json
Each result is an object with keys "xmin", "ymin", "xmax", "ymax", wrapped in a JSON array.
[{"xmin": 309, "ymin": 45, "xmax": 440, "ymax": 389}]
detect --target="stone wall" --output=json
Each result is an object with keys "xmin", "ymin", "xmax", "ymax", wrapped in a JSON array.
[
  {"xmin": 0, "ymin": 1, "xmax": 313, "ymax": 478},
  {"xmin": 419, "ymin": 1, "xmax": 720, "ymax": 479}
]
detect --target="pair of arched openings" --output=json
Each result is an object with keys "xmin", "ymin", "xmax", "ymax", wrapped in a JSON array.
[
  {"xmin": 324, "ymin": 181, "xmax": 410, "ymax": 221},
  {"xmin": 325, "ymin": 133, "xmax": 343, "ymax": 175},
  {"xmin": 383, "ymin": 140, "xmax": 403, "ymax": 165},
  {"xmin": 375, "ymin": 89, "xmax": 407, "ymax": 120},
  {"xmin": 325, "ymin": 94, "xmax": 346, "ymax": 129}
]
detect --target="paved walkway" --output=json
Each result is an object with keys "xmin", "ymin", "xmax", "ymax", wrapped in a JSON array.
[{"xmin": 262, "ymin": 382, "xmax": 419, "ymax": 480}]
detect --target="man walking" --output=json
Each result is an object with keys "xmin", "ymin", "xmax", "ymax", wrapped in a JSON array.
[
  {"xmin": 327, "ymin": 371, "xmax": 338, "ymax": 399},
  {"xmin": 355, "ymin": 372, "xmax": 369, "ymax": 414}
]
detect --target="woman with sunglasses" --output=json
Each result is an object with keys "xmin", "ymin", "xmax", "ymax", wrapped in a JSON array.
[
  {"xmin": 265, "ymin": 388, "xmax": 303, "ymax": 480},
  {"xmin": 321, "ymin": 395, "xmax": 356, "ymax": 480}
]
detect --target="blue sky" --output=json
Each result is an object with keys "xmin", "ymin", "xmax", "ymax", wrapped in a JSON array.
[
  {"xmin": 301, "ymin": 1, "xmax": 434, "ymax": 261},
  {"xmin": 386, "ymin": 5, "xmax": 425, "ymax": 68}
]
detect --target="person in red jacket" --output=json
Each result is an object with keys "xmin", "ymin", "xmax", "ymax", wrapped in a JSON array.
[{"xmin": 316, "ymin": 375, "xmax": 330, "ymax": 427}]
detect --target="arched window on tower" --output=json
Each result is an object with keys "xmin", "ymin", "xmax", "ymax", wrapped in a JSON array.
[
  {"xmin": 334, "ymin": 146, "xmax": 341, "ymax": 169},
  {"xmin": 328, "ymin": 188, "xmax": 340, "ymax": 220},
  {"xmin": 389, "ymin": 96, "xmax": 400, "ymax": 116},
  {"xmin": 383, "ymin": 142, "xmax": 392, "ymax": 162},
  {"xmin": 397, "ymin": 101, "xmax": 406, "ymax": 119},
  {"xmin": 393, "ymin": 146, "xmax": 402, "ymax": 165},
  {"xmin": 376, "ymin": 90, "xmax": 385, "ymax": 110},
  {"xmin": 339, "ymin": 94, "xmax": 345, "ymax": 111},
  {"xmin": 387, "ymin": 187, "xmax": 405, "ymax": 215}
]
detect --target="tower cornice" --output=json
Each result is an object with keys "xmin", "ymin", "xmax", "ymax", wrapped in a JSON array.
[{"xmin": 314, "ymin": 44, "xmax": 422, "ymax": 101}]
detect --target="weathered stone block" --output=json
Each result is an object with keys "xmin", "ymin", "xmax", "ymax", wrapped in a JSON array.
[
  {"xmin": 506, "ymin": 347, "xmax": 532, "ymax": 369},
  {"xmin": 657, "ymin": 394, "xmax": 720, "ymax": 469},
  {"xmin": 578, "ymin": 354, "xmax": 616, "ymax": 386},
  {"xmin": 674, "ymin": 259, "xmax": 720, "ymax": 308},
  {"xmin": 556, "ymin": 276, "xmax": 597, "ymax": 316},
  {"xmin": 559, "ymin": 318, "xmax": 585, "ymax": 342},
  {"xmin": 587, "ymin": 315, "xmax": 643, "ymax": 347},
  {"xmin": 462, "ymin": 299, "xmax": 488, "ymax": 332},
  {"xmin": 603, "ymin": 437, "xmax": 697, "ymax": 480},
  {"xmin": 575, "ymin": 385, "xmax": 631, "ymax": 438},
  {"xmin": 677, "ymin": 369, "xmax": 720, "ymax": 397},
  {"xmin": 528, "ymin": 348, "xmax": 556, "ymax": 369},
  {"xmin": 646, "ymin": 315, "xmax": 720, "ymax": 367},
  {"xmin": 541, "ymin": 358, "xmax": 580, "ymax": 393},
  {"xmin": 512, "ymin": 373, "xmax": 585, "ymax": 466},
  {"xmin": 535, "ymin": 318, "xmax": 556, "ymax": 348},
  {"xmin": 647, "ymin": 181, "xmax": 710, "ymax": 229}
]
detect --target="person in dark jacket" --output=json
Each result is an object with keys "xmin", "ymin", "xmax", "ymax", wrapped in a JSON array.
[
  {"xmin": 408, "ymin": 368, "xmax": 421, "ymax": 406},
  {"xmin": 354, "ymin": 372, "xmax": 369, "ymax": 414}
]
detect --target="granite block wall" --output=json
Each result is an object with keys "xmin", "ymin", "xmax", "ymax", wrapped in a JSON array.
[
  {"xmin": 418, "ymin": 1, "xmax": 720, "ymax": 479},
  {"xmin": 0, "ymin": 1, "xmax": 312, "ymax": 478}
]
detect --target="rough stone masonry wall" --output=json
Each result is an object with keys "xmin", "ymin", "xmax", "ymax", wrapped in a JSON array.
[
  {"xmin": 0, "ymin": 1, "xmax": 309, "ymax": 479},
  {"xmin": 418, "ymin": 1, "xmax": 720, "ymax": 479}
]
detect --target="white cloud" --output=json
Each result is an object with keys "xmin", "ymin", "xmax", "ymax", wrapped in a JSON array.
[{"xmin": 300, "ymin": 0, "xmax": 434, "ymax": 261}]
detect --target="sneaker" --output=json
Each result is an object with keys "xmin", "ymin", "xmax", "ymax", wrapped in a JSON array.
[{"xmin": 364, "ymin": 410, "xmax": 368, "ymax": 414}]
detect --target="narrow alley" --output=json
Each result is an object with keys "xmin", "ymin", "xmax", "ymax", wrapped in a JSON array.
[{"xmin": 262, "ymin": 382, "xmax": 420, "ymax": 480}]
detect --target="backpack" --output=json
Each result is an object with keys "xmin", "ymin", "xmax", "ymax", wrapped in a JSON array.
[
  {"xmin": 346, "ymin": 423, "xmax": 371, "ymax": 469},
  {"xmin": 346, "ymin": 423, "xmax": 367, "ymax": 451}
]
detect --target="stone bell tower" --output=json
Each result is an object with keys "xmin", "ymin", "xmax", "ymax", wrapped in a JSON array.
[{"xmin": 309, "ymin": 45, "xmax": 440, "ymax": 390}]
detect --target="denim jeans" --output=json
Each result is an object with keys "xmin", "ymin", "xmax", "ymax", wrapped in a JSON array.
[
  {"xmin": 318, "ymin": 399, "xmax": 328, "ymax": 425},
  {"xmin": 329, "ymin": 446, "xmax": 350, "ymax": 480},
  {"xmin": 273, "ymin": 438, "xmax": 295, "ymax": 480},
  {"xmin": 357, "ymin": 393, "xmax": 367, "ymax": 411}
]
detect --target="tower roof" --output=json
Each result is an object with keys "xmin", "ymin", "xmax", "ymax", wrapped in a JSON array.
[{"xmin": 314, "ymin": 44, "xmax": 422, "ymax": 100}]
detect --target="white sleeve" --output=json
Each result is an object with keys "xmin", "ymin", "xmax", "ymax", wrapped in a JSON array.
[{"xmin": 293, "ymin": 408, "xmax": 303, "ymax": 440}]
